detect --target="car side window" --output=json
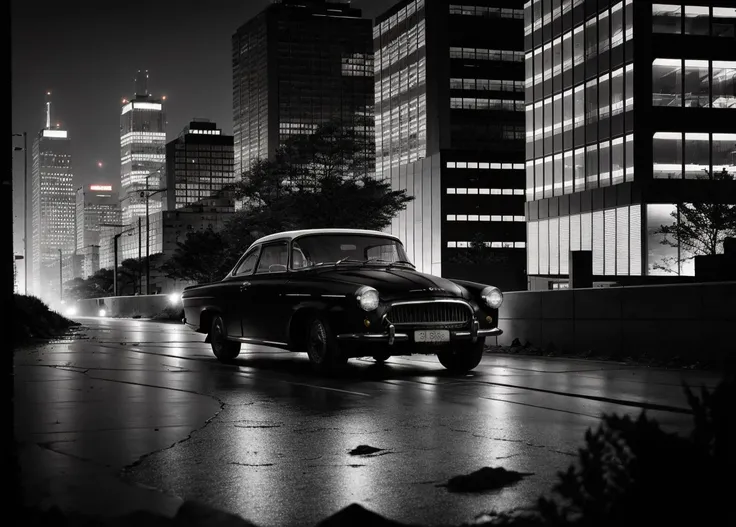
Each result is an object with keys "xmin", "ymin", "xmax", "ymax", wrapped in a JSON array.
[
  {"xmin": 256, "ymin": 242, "xmax": 288, "ymax": 274},
  {"xmin": 291, "ymin": 242, "xmax": 310, "ymax": 270},
  {"xmin": 234, "ymin": 250, "xmax": 259, "ymax": 276}
]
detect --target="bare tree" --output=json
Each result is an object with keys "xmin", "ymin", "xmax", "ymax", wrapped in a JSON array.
[{"xmin": 653, "ymin": 169, "xmax": 736, "ymax": 273}]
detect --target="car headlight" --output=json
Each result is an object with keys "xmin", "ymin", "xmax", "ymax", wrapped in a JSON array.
[
  {"xmin": 65, "ymin": 306, "xmax": 77, "ymax": 317},
  {"xmin": 98, "ymin": 309, "xmax": 107, "ymax": 317},
  {"xmin": 168, "ymin": 292, "xmax": 182, "ymax": 305},
  {"xmin": 481, "ymin": 286, "xmax": 503, "ymax": 309},
  {"xmin": 355, "ymin": 286, "xmax": 379, "ymax": 311}
]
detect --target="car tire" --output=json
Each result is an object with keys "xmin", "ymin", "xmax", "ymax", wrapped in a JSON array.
[
  {"xmin": 306, "ymin": 315, "xmax": 347, "ymax": 374},
  {"xmin": 372, "ymin": 351, "xmax": 391, "ymax": 363},
  {"xmin": 210, "ymin": 315, "xmax": 241, "ymax": 362},
  {"xmin": 437, "ymin": 341, "xmax": 484, "ymax": 373}
]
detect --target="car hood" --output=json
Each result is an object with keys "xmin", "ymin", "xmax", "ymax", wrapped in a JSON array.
[{"xmin": 314, "ymin": 267, "xmax": 469, "ymax": 300}]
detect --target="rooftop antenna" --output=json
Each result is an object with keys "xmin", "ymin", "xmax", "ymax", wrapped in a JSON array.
[
  {"xmin": 45, "ymin": 91, "xmax": 51, "ymax": 129},
  {"xmin": 134, "ymin": 69, "xmax": 149, "ymax": 97}
]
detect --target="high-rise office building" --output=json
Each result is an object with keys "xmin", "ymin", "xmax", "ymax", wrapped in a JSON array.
[
  {"xmin": 75, "ymin": 184, "xmax": 121, "ymax": 278},
  {"xmin": 375, "ymin": 0, "xmax": 527, "ymax": 289},
  {"xmin": 523, "ymin": 0, "xmax": 735, "ymax": 288},
  {"xmin": 165, "ymin": 120, "xmax": 235, "ymax": 211},
  {"xmin": 31, "ymin": 99, "xmax": 75, "ymax": 302},
  {"xmin": 120, "ymin": 70, "xmax": 166, "ymax": 227},
  {"xmin": 232, "ymin": 0, "xmax": 374, "ymax": 179}
]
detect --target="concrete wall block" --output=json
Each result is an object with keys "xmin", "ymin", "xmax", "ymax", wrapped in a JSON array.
[
  {"xmin": 622, "ymin": 284, "xmax": 703, "ymax": 320},
  {"xmin": 699, "ymin": 282, "xmax": 736, "ymax": 321},
  {"xmin": 497, "ymin": 319, "xmax": 541, "ymax": 348},
  {"xmin": 540, "ymin": 319, "xmax": 575, "ymax": 353},
  {"xmin": 499, "ymin": 291, "xmax": 542, "ymax": 320},
  {"xmin": 573, "ymin": 288, "xmax": 622, "ymax": 320},
  {"xmin": 540, "ymin": 290, "xmax": 574, "ymax": 320},
  {"xmin": 573, "ymin": 320, "xmax": 623, "ymax": 356},
  {"xmin": 74, "ymin": 295, "xmax": 171, "ymax": 319},
  {"xmin": 621, "ymin": 320, "xmax": 703, "ymax": 361}
]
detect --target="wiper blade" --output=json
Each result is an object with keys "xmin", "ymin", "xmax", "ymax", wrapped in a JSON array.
[{"xmin": 364, "ymin": 258, "xmax": 415, "ymax": 268}]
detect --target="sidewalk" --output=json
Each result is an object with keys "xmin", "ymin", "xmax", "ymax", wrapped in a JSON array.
[{"xmin": 13, "ymin": 338, "xmax": 220, "ymax": 519}]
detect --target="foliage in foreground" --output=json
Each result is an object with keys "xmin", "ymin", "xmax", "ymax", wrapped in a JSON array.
[
  {"xmin": 14, "ymin": 294, "xmax": 80, "ymax": 346},
  {"xmin": 483, "ymin": 372, "xmax": 735, "ymax": 526}
]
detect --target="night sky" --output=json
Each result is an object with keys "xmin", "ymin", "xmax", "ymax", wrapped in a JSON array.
[{"xmin": 11, "ymin": 0, "xmax": 395, "ymax": 252}]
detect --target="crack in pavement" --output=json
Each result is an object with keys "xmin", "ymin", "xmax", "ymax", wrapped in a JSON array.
[{"xmin": 228, "ymin": 462, "xmax": 275, "ymax": 467}]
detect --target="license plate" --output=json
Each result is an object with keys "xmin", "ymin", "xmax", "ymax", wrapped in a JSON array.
[{"xmin": 414, "ymin": 329, "xmax": 450, "ymax": 343}]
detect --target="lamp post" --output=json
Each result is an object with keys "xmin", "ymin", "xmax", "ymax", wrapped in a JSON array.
[
  {"xmin": 101, "ymin": 224, "xmax": 134, "ymax": 296},
  {"xmin": 142, "ymin": 182, "xmax": 167, "ymax": 295},
  {"xmin": 12, "ymin": 132, "xmax": 28, "ymax": 295},
  {"xmin": 58, "ymin": 248, "xmax": 63, "ymax": 304}
]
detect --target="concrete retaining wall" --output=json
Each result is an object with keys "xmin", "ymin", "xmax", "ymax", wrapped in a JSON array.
[
  {"xmin": 74, "ymin": 294, "xmax": 178, "ymax": 319},
  {"xmin": 495, "ymin": 281, "xmax": 736, "ymax": 362}
]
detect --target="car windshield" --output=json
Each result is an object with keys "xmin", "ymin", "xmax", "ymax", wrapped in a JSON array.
[{"xmin": 291, "ymin": 234, "xmax": 413, "ymax": 270}]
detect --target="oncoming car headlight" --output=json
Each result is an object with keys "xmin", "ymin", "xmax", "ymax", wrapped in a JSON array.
[
  {"xmin": 355, "ymin": 286, "xmax": 379, "ymax": 311},
  {"xmin": 168, "ymin": 292, "xmax": 182, "ymax": 305},
  {"xmin": 481, "ymin": 286, "xmax": 503, "ymax": 310}
]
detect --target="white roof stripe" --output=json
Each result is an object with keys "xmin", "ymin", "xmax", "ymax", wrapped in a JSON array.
[{"xmin": 250, "ymin": 228, "xmax": 400, "ymax": 248}]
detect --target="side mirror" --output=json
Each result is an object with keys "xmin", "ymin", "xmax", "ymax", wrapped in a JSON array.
[{"xmin": 269, "ymin": 264, "xmax": 287, "ymax": 273}]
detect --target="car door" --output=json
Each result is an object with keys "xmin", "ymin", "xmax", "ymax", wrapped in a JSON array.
[
  {"xmin": 243, "ymin": 241, "xmax": 291, "ymax": 343},
  {"xmin": 226, "ymin": 247, "xmax": 260, "ymax": 337}
]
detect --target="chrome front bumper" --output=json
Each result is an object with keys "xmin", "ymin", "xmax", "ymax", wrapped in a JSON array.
[{"xmin": 336, "ymin": 321, "xmax": 503, "ymax": 345}]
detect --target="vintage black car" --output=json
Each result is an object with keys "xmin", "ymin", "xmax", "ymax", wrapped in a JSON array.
[{"xmin": 182, "ymin": 229, "xmax": 503, "ymax": 373}]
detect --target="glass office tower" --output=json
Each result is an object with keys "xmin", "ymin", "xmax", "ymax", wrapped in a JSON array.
[
  {"xmin": 375, "ymin": 0, "xmax": 527, "ymax": 289},
  {"xmin": 524, "ymin": 0, "xmax": 735, "ymax": 287},
  {"xmin": 232, "ymin": 0, "xmax": 374, "ymax": 179}
]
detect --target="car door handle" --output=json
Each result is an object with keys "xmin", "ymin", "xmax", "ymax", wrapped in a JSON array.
[{"xmin": 240, "ymin": 282, "xmax": 251, "ymax": 291}]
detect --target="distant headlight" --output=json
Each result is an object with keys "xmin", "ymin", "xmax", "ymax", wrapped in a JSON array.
[
  {"xmin": 168, "ymin": 292, "xmax": 182, "ymax": 305},
  {"xmin": 65, "ymin": 306, "xmax": 77, "ymax": 317},
  {"xmin": 355, "ymin": 286, "xmax": 379, "ymax": 311},
  {"xmin": 481, "ymin": 286, "xmax": 503, "ymax": 309},
  {"xmin": 98, "ymin": 309, "xmax": 107, "ymax": 317}
]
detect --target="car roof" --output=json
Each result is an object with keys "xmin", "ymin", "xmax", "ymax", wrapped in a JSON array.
[{"xmin": 250, "ymin": 228, "xmax": 401, "ymax": 247}]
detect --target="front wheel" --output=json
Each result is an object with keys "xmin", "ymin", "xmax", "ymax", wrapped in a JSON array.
[
  {"xmin": 437, "ymin": 341, "xmax": 484, "ymax": 373},
  {"xmin": 372, "ymin": 351, "xmax": 391, "ymax": 363},
  {"xmin": 210, "ymin": 315, "xmax": 241, "ymax": 362},
  {"xmin": 306, "ymin": 316, "xmax": 347, "ymax": 374}
]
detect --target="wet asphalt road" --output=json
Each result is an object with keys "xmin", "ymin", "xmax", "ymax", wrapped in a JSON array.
[{"xmin": 14, "ymin": 318, "xmax": 723, "ymax": 526}]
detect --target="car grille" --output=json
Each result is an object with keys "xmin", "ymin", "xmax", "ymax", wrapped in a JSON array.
[{"xmin": 385, "ymin": 301, "xmax": 472, "ymax": 328}]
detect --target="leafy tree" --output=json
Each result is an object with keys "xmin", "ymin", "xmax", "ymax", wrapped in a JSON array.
[
  {"xmin": 158, "ymin": 120, "xmax": 412, "ymax": 284},
  {"xmin": 653, "ymin": 169, "xmax": 736, "ymax": 272},
  {"xmin": 163, "ymin": 228, "xmax": 238, "ymax": 284},
  {"xmin": 64, "ymin": 269, "xmax": 114, "ymax": 300}
]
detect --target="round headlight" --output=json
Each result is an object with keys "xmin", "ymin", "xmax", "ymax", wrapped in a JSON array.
[
  {"xmin": 356, "ymin": 286, "xmax": 379, "ymax": 311},
  {"xmin": 98, "ymin": 309, "xmax": 107, "ymax": 317},
  {"xmin": 481, "ymin": 286, "xmax": 503, "ymax": 309}
]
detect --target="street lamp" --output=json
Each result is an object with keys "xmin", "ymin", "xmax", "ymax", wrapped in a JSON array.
[
  {"xmin": 100, "ymin": 224, "xmax": 134, "ymax": 296},
  {"xmin": 58, "ymin": 248, "xmax": 63, "ymax": 304},
  {"xmin": 12, "ymin": 132, "xmax": 28, "ymax": 295},
  {"xmin": 143, "ymin": 169, "xmax": 167, "ymax": 295}
]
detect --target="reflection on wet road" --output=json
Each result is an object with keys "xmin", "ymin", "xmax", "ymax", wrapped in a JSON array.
[{"xmin": 14, "ymin": 318, "xmax": 723, "ymax": 526}]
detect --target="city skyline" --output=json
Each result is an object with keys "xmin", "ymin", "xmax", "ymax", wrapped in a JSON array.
[{"xmin": 11, "ymin": 0, "xmax": 395, "ymax": 254}]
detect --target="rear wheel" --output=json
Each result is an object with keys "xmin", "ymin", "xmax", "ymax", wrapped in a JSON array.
[
  {"xmin": 306, "ymin": 316, "xmax": 347, "ymax": 374},
  {"xmin": 210, "ymin": 315, "xmax": 241, "ymax": 362},
  {"xmin": 437, "ymin": 341, "xmax": 484, "ymax": 373}
]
